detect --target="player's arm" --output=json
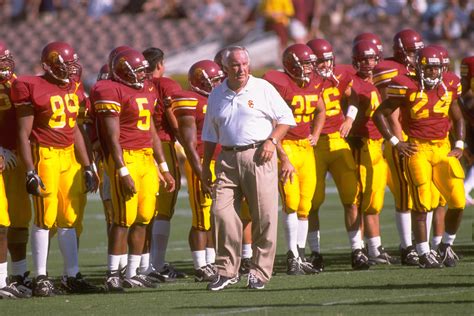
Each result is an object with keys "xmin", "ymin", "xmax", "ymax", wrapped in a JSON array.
[
  {"xmin": 202, "ymin": 141, "xmax": 217, "ymax": 196},
  {"xmin": 448, "ymin": 99, "xmax": 465, "ymax": 159},
  {"xmin": 151, "ymin": 119, "xmax": 175, "ymax": 192},
  {"xmin": 309, "ymin": 96, "xmax": 326, "ymax": 145},
  {"xmin": 275, "ymin": 140, "xmax": 295, "ymax": 185},
  {"xmin": 164, "ymin": 101, "xmax": 183, "ymax": 144},
  {"xmin": 73, "ymin": 125, "xmax": 99, "ymax": 193},
  {"xmin": 16, "ymin": 105, "xmax": 45, "ymax": 196},
  {"xmin": 373, "ymin": 98, "xmax": 417, "ymax": 156},
  {"xmin": 176, "ymin": 115, "xmax": 201, "ymax": 178},
  {"xmin": 102, "ymin": 115, "xmax": 136, "ymax": 198},
  {"xmin": 340, "ymin": 85, "xmax": 358, "ymax": 138}
]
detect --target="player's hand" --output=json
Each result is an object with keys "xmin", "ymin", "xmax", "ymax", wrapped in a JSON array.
[
  {"xmin": 279, "ymin": 158, "xmax": 295, "ymax": 186},
  {"xmin": 308, "ymin": 134, "xmax": 320, "ymax": 146},
  {"xmin": 2, "ymin": 148, "xmax": 17, "ymax": 171},
  {"xmin": 161, "ymin": 171, "xmax": 176, "ymax": 193},
  {"xmin": 26, "ymin": 170, "xmax": 45, "ymax": 196},
  {"xmin": 396, "ymin": 141, "xmax": 418, "ymax": 157},
  {"xmin": 448, "ymin": 147, "xmax": 463, "ymax": 159},
  {"xmin": 119, "ymin": 174, "xmax": 137, "ymax": 199},
  {"xmin": 339, "ymin": 119, "xmax": 353, "ymax": 138},
  {"xmin": 257, "ymin": 140, "xmax": 275, "ymax": 165},
  {"xmin": 201, "ymin": 167, "xmax": 213, "ymax": 198},
  {"xmin": 84, "ymin": 164, "xmax": 99, "ymax": 193}
]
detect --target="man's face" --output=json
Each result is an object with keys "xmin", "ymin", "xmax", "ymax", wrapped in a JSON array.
[{"xmin": 225, "ymin": 50, "xmax": 250, "ymax": 86}]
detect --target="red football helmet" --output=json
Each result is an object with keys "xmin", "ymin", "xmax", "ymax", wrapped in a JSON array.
[
  {"xmin": 112, "ymin": 49, "xmax": 149, "ymax": 89},
  {"xmin": 0, "ymin": 41, "xmax": 14, "ymax": 83},
  {"xmin": 352, "ymin": 40, "xmax": 379, "ymax": 78},
  {"xmin": 41, "ymin": 41, "xmax": 80, "ymax": 84},
  {"xmin": 393, "ymin": 29, "xmax": 424, "ymax": 68},
  {"xmin": 416, "ymin": 46, "xmax": 443, "ymax": 89},
  {"xmin": 107, "ymin": 45, "xmax": 133, "ymax": 73},
  {"xmin": 188, "ymin": 60, "xmax": 224, "ymax": 96},
  {"xmin": 353, "ymin": 33, "xmax": 383, "ymax": 59},
  {"xmin": 428, "ymin": 44, "xmax": 449, "ymax": 72},
  {"xmin": 282, "ymin": 44, "xmax": 316, "ymax": 83},
  {"xmin": 97, "ymin": 63, "xmax": 110, "ymax": 81},
  {"xmin": 306, "ymin": 38, "xmax": 334, "ymax": 78}
]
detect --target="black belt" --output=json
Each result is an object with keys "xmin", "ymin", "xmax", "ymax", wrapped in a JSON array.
[{"xmin": 222, "ymin": 141, "xmax": 265, "ymax": 152}]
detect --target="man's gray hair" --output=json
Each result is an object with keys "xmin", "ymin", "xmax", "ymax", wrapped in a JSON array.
[{"xmin": 221, "ymin": 46, "xmax": 250, "ymax": 68}]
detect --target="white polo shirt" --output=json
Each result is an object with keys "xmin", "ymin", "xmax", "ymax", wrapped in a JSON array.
[{"xmin": 202, "ymin": 75, "xmax": 296, "ymax": 147}]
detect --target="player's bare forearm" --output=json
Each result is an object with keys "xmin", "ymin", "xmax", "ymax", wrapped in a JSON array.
[
  {"xmin": 150, "ymin": 120, "xmax": 167, "ymax": 164},
  {"xmin": 16, "ymin": 107, "xmax": 35, "ymax": 171},
  {"xmin": 202, "ymin": 141, "xmax": 217, "ymax": 171},
  {"xmin": 373, "ymin": 99, "xmax": 398, "ymax": 140},
  {"xmin": 73, "ymin": 125, "xmax": 91, "ymax": 167},
  {"xmin": 177, "ymin": 116, "xmax": 202, "ymax": 178},
  {"xmin": 450, "ymin": 100, "xmax": 465, "ymax": 143},
  {"xmin": 102, "ymin": 116, "xmax": 125, "ymax": 168}
]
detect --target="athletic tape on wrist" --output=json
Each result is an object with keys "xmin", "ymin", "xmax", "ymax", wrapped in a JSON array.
[
  {"xmin": 389, "ymin": 136, "xmax": 400, "ymax": 146},
  {"xmin": 159, "ymin": 162, "xmax": 169, "ymax": 173},
  {"xmin": 118, "ymin": 166, "xmax": 129, "ymax": 177}
]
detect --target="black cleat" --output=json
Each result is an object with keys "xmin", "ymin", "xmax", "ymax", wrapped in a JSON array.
[
  {"xmin": 104, "ymin": 270, "xmax": 124, "ymax": 292},
  {"xmin": 123, "ymin": 274, "xmax": 157, "ymax": 288},
  {"xmin": 9, "ymin": 272, "xmax": 33, "ymax": 297},
  {"xmin": 206, "ymin": 274, "xmax": 234, "ymax": 291},
  {"xmin": 437, "ymin": 243, "xmax": 459, "ymax": 268},
  {"xmin": 418, "ymin": 251, "xmax": 444, "ymax": 269},
  {"xmin": 158, "ymin": 263, "xmax": 187, "ymax": 279},
  {"xmin": 195, "ymin": 265, "xmax": 218, "ymax": 283},
  {"xmin": 286, "ymin": 251, "xmax": 304, "ymax": 275},
  {"xmin": 309, "ymin": 251, "xmax": 325, "ymax": 273},
  {"xmin": 351, "ymin": 249, "xmax": 370, "ymax": 270},
  {"xmin": 61, "ymin": 273, "xmax": 102, "ymax": 294},
  {"xmin": 368, "ymin": 246, "xmax": 399, "ymax": 265},
  {"xmin": 33, "ymin": 275, "xmax": 57, "ymax": 297},
  {"xmin": 400, "ymin": 245, "xmax": 419, "ymax": 266},
  {"xmin": 239, "ymin": 258, "xmax": 252, "ymax": 276}
]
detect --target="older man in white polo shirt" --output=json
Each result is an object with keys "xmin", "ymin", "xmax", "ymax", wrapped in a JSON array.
[{"xmin": 202, "ymin": 46, "xmax": 296, "ymax": 291}]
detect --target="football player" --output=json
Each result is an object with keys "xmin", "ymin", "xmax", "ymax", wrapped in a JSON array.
[
  {"xmin": 172, "ymin": 59, "xmax": 224, "ymax": 282},
  {"xmin": 93, "ymin": 48, "xmax": 175, "ymax": 291},
  {"xmin": 372, "ymin": 29, "xmax": 425, "ymax": 266},
  {"xmin": 263, "ymin": 43, "xmax": 326, "ymax": 275},
  {"xmin": 350, "ymin": 40, "xmax": 396, "ymax": 265},
  {"xmin": 0, "ymin": 41, "xmax": 30, "ymax": 298},
  {"xmin": 142, "ymin": 47, "xmax": 186, "ymax": 280},
  {"xmin": 374, "ymin": 47, "xmax": 465, "ymax": 268},
  {"xmin": 13, "ymin": 41, "xmax": 99, "ymax": 296},
  {"xmin": 306, "ymin": 38, "xmax": 368, "ymax": 271}
]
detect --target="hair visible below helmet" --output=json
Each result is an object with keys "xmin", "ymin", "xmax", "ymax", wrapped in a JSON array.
[
  {"xmin": 41, "ymin": 41, "xmax": 80, "ymax": 84},
  {"xmin": 97, "ymin": 64, "xmax": 110, "ymax": 81},
  {"xmin": 0, "ymin": 41, "xmax": 14, "ymax": 83},
  {"xmin": 393, "ymin": 29, "xmax": 424, "ymax": 67},
  {"xmin": 416, "ymin": 46, "xmax": 443, "ymax": 89},
  {"xmin": 142, "ymin": 47, "xmax": 164, "ymax": 75},
  {"xmin": 306, "ymin": 38, "xmax": 334, "ymax": 78},
  {"xmin": 427, "ymin": 44, "xmax": 449, "ymax": 72},
  {"xmin": 282, "ymin": 43, "xmax": 316, "ymax": 83},
  {"xmin": 112, "ymin": 49, "xmax": 149, "ymax": 89},
  {"xmin": 352, "ymin": 40, "xmax": 379, "ymax": 77},
  {"xmin": 353, "ymin": 33, "xmax": 383, "ymax": 59},
  {"xmin": 188, "ymin": 60, "xmax": 224, "ymax": 96}
]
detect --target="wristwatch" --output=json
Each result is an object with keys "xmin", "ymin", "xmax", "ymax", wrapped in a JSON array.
[{"xmin": 268, "ymin": 137, "xmax": 278, "ymax": 145}]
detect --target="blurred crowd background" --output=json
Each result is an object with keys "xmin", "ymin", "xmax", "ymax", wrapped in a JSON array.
[{"xmin": 0, "ymin": 0, "xmax": 472, "ymax": 88}]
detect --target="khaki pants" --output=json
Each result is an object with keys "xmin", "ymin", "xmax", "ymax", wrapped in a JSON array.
[{"xmin": 212, "ymin": 147, "xmax": 278, "ymax": 283}]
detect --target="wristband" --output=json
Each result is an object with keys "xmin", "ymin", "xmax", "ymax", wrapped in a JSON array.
[
  {"xmin": 389, "ymin": 136, "xmax": 400, "ymax": 146},
  {"xmin": 91, "ymin": 162, "xmax": 98, "ymax": 173},
  {"xmin": 346, "ymin": 105, "xmax": 358, "ymax": 120},
  {"xmin": 455, "ymin": 140, "xmax": 464, "ymax": 150},
  {"xmin": 118, "ymin": 166, "xmax": 130, "ymax": 177},
  {"xmin": 159, "ymin": 162, "xmax": 169, "ymax": 173}
]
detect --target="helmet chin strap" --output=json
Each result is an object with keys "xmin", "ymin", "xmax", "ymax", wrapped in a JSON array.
[{"xmin": 43, "ymin": 63, "xmax": 70, "ymax": 84}]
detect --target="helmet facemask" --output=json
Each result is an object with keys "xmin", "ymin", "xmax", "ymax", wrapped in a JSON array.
[{"xmin": 0, "ymin": 52, "xmax": 14, "ymax": 83}]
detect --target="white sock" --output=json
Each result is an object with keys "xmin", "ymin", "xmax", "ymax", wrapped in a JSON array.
[
  {"xmin": 107, "ymin": 255, "xmax": 121, "ymax": 272},
  {"xmin": 395, "ymin": 211, "xmax": 412, "ymax": 249},
  {"xmin": 119, "ymin": 254, "xmax": 128, "ymax": 270},
  {"xmin": 425, "ymin": 211, "xmax": 433, "ymax": 241},
  {"xmin": 432, "ymin": 235, "xmax": 442, "ymax": 249},
  {"xmin": 348, "ymin": 229, "xmax": 363, "ymax": 250},
  {"xmin": 57, "ymin": 227, "xmax": 79, "ymax": 277},
  {"xmin": 416, "ymin": 241, "xmax": 430, "ymax": 256},
  {"xmin": 297, "ymin": 219, "xmax": 309, "ymax": 250},
  {"xmin": 367, "ymin": 236, "xmax": 382, "ymax": 257},
  {"xmin": 0, "ymin": 262, "xmax": 7, "ymax": 288},
  {"xmin": 205, "ymin": 247, "xmax": 216, "ymax": 264},
  {"xmin": 283, "ymin": 211, "xmax": 299, "ymax": 257},
  {"xmin": 140, "ymin": 253, "xmax": 151, "ymax": 274},
  {"xmin": 126, "ymin": 255, "xmax": 141, "ymax": 279},
  {"xmin": 307, "ymin": 230, "xmax": 320, "ymax": 253},
  {"xmin": 11, "ymin": 259, "xmax": 27, "ymax": 276},
  {"xmin": 192, "ymin": 250, "xmax": 206, "ymax": 269},
  {"xmin": 442, "ymin": 232, "xmax": 456, "ymax": 245},
  {"xmin": 151, "ymin": 220, "xmax": 170, "ymax": 271},
  {"xmin": 31, "ymin": 225, "xmax": 49, "ymax": 277},
  {"xmin": 242, "ymin": 243, "xmax": 253, "ymax": 259}
]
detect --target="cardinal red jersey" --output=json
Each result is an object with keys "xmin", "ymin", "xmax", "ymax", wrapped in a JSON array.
[
  {"xmin": 92, "ymin": 79, "xmax": 156, "ymax": 150},
  {"xmin": 319, "ymin": 65, "xmax": 353, "ymax": 134},
  {"xmin": 11, "ymin": 76, "xmax": 85, "ymax": 147},
  {"xmin": 351, "ymin": 76, "xmax": 382, "ymax": 139},
  {"xmin": 373, "ymin": 58, "xmax": 408, "ymax": 90},
  {"xmin": 442, "ymin": 71, "xmax": 461, "ymax": 98},
  {"xmin": 336, "ymin": 64, "xmax": 357, "ymax": 76},
  {"xmin": 263, "ymin": 70, "xmax": 322, "ymax": 140},
  {"xmin": 386, "ymin": 75, "xmax": 458, "ymax": 140},
  {"xmin": 0, "ymin": 77, "xmax": 17, "ymax": 150},
  {"xmin": 461, "ymin": 56, "xmax": 474, "ymax": 93},
  {"xmin": 152, "ymin": 77, "xmax": 182, "ymax": 142},
  {"xmin": 171, "ymin": 90, "xmax": 220, "ymax": 160}
]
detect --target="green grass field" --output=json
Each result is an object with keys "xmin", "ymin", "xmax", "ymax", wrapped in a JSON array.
[{"xmin": 1, "ymin": 182, "xmax": 473, "ymax": 315}]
